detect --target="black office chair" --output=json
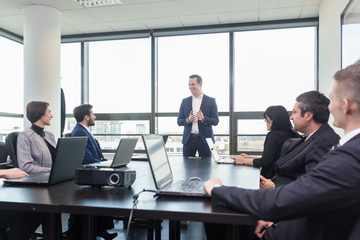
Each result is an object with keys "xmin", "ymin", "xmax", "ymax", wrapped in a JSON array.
[
  {"xmin": 0, "ymin": 142, "xmax": 12, "ymax": 169},
  {"xmin": 5, "ymin": 132, "xmax": 20, "ymax": 168},
  {"xmin": 279, "ymin": 137, "xmax": 303, "ymax": 157}
]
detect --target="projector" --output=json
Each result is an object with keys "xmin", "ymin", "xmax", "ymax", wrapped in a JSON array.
[{"xmin": 75, "ymin": 167, "xmax": 136, "ymax": 187}]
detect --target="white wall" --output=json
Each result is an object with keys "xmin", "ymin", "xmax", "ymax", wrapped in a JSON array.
[{"xmin": 318, "ymin": 0, "xmax": 350, "ymax": 136}]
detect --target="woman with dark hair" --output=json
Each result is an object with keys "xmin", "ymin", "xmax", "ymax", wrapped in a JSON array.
[
  {"xmin": 233, "ymin": 105, "xmax": 300, "ymax": 179},
  {"xmin": 17, "ymin": 101, "xmax": 56, "ymax": 174}
]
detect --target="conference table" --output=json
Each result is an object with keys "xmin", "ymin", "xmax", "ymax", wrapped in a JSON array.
[{"xmin": 0, "ymin": 156, "xmax": 260, "ymax": 240}]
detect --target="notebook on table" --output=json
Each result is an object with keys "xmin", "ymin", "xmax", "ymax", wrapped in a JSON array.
[
  {"xmin": 84, "ymin": 138, "xmax": 138, "ymax": 168},
  {"xmin": 206, "ymin": 138, "xmax": 234, "ymax": 164},
  {"xmin": 4, "ymin": 137, "xmax": 88, "ymax": 186},
  {"xmin": 142, "ymin": 134, "xmax": 208, "ymax": 198}
]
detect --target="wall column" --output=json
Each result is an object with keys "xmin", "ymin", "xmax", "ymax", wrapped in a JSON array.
[{"xmin": 23, "ymin": 5, "xmax": 61, "ymax": 138}]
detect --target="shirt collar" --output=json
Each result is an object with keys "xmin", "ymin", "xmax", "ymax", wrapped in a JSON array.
[
  {"xmin": 192, "ymin": 93, "xmax": 204, "ymax": 100},
  {"xmin": 80, "ymin": 122, "xmax": 91, "ymax": 133},
  {"xmin": 339, "ymin": 128, "xmax": 360, "ymax": 146}
]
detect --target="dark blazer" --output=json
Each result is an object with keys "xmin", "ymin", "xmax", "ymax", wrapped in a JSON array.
[
  {"xmin": 177, "ymin": 94, "xmax": 219, "ymax": 144},
  {"xmin": 253, "ymin": 130, "xmax": 300, "ymax": 179},
  {"xmin": 273, "ymin": 123, "xmax": 340, "ymax": 186},
  {"xmin": 211, "ymin": 133, "xmax": 360, "ymax": 240},
  {"xmin": 71, "ymin": 123, "xmax": 106, "ymax": 164}
]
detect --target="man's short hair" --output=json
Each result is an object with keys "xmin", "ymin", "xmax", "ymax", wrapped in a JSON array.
[
  {"xmin": 73, "ymin": 104, "xmax": 93, "ymax": 122},
  {"xmin": 296, "ymin": 91, "xmax": 330, "ymax": 124},
  {"xmin": 333, "ymin": 62, "xmax": 360, "ymax": 112},
  {"xmin": 189, "ymin": 74, "xmax": 202, "ymax": 84},
  {"xmin": 26, "ymin": 101, "xmax": 49, "ymax": 124}
]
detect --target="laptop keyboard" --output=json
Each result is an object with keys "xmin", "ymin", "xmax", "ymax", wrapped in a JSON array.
[{"xmin": 170, "ymin": 180, "xmax": 204, "ymax": 192}]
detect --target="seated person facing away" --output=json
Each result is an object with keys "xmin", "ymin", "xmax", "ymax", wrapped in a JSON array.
[
  {"xmin": 260, "ymin": 91, "xmax": 340, "ymax": 189},
  {"xmin": 71, "ymin": 104, "xmax": 106, "ymax": 164},
  {"xmin": 204, "ymin": 63, "xmax": 360, "ymax": 240},
  {"xmin": 0, "ymin": 168, "xmax": 45, "ymax": 240},
  {"xmin": 17, "ymin": 101, "xmax": 56, "ymax": 174},
  {"xmin": 66, "ymin": 104, "xmax": 116, "ymax": 240},
  {"xmin": 233, "ymin": 105, "xmax": 300, "ymax": 179}
]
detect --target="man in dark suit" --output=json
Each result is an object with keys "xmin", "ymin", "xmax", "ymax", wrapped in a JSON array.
[
  {"xmin": 66, "ymin": 104, "xmax": 117, "ymax": 240},
  {"xmin": 177, "ymin": 74, "xmax": 219, "ymax": 157},
  {"xmin": 71, "ymin": 104, "xmax": 106, "ymax": 164},
  {"xmin": 260, "ymin": 91, "xmax": 340, "ymax": 188},
  {"xmin": 204, "ymin": 62, "xmax": 360, "ymax": 240}
]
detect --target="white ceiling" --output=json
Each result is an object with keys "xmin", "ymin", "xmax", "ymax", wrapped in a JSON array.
[{"xmin": 0, "ymin": 0, "xmax": 323, "ymax": 37}]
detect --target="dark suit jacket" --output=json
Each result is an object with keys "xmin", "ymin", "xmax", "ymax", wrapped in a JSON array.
[
  {"xmin": 273, "ymin": 123, "xmax": 340, "ymax": 186},
  {"xmin": 211, "ymin": 133, "xmax": 360, "ymax": 240},
  {"xmin": 253, "ymin": 130, "xmax": 300, "ymax": 179},
  {"xmin": 71, "ymin": 123, "xmax": 106, "ymax": 164},
  {"xmin": 177, "ymin": 94, "xmax": 219, "ymax": 144}
]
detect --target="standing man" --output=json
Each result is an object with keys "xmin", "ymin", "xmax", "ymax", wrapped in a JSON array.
[
  {"xmin": 177, "ymin": 74, "xmax": 219, "ymax": 157},
  {"xmin": 71, "ymin": 104, "xmax": 106, "ymax": 165},
  {"xmin": 204, "ymin": 63, "xmax": 360, "ymax": 239}
]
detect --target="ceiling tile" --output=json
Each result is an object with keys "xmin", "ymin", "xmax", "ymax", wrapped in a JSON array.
[
  {"xmin": 62, "ymin": 9, "xmax": 101, "ymax": 24},
  {"xmin": 143, "ymin": 17, "xmax": 183, "ymax": 29},
  {"xmin": 179, "ymin": 14, "xmax": 220, "ymax": 27},
  {"xmin": 107, "ymin": 20, "xmax": 148, "ymax": 31},
  {"xmin": 218, "ymin": 10, "xmax": 259, "ymax": 24},
  {"xmin": 0, "ymin": 15, "xmax": 24, "ymax": 30},
  {"xmin": 259, "ymin": 7, "xmax": 302, "ymax": 21},
  {"xmin": 259, "ymin": 0, "xmax": 305, "ymax": 10},
  {"xmin": 72, "ymin": 23, "xmax": 114, "ymax": 34},
  {"xmin": 300, "ymin": 5, "xmax": 320, "ymax": 18}
]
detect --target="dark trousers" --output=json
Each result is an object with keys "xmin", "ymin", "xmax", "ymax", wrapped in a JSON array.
[
  {"xmin": 65, "ymin": 214, "xmax": 114, "ymax": 239},
  {"xmin": 183, "ymin": 136, "xmax": 211, "ymax": 157},
  {"xmin": 0, "ymin": 211, "xmax": 44, "ymax": 240}
]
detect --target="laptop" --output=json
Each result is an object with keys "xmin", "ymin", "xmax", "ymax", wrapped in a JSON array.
[
  {"xmin": 4, "ymin": 137, "xmax": 87, "ymax": 186},
  {"xmin": 84, "ymin": 138, "xmax": 138, "ymax": 168},
  {"xmin": 132, "ymin": 135, "xmax": 168, "ymax": 161},
  {"xmin": 206, "ymin": 138, "xmax": 235, "ymax": 164},
  {"xmin": 142, "ymin": 134, "xmax": 208, "ymax": 198}
]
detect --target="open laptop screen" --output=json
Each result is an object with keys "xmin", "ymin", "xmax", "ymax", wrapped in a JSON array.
[{"xmin": 142, "ymin": 134, "xmax": 173, "ymax": 189}]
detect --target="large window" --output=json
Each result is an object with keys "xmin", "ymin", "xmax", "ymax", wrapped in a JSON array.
[
  {"xmin": 61, "ymin": 43, "xmax": 81, "ymax": 115},
  {"xmin": 234, "ymin": 27, "xmax": 316, "ymax": 111},
  {"xmin": 0, "ymin": 36, "xmax": 24, "ymax": 138},
  {"xmin": 0, "ymin": 36, "xmax": 23, "ymax": 114},
  {"xmin": 158, "ymin": 33, "xmax": 229, "ymax": 112},
  {"xmin": 342, "ymin": 0, "xmax": 360, "ymax": 67},
  {"xmin": 89, "ymin": 38, "xmax": 151, "ymax": 113}
]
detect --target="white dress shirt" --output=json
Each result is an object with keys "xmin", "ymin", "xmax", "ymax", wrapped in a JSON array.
[{"xmin": 191, "ymin": 93, "xmax": 203, "ymax": 134}]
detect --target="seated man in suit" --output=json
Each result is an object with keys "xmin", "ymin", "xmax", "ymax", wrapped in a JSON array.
[
  {"xmin": 204, "ymin": 62, "xmax": 360, "ymax": 240},
  {"xmin": 260, "ymin": 90, "xmax": 340, "ymax": 189},
  {"xmin": 204, "ymin": 91, "xmax": 340, "ymax": 240},
  {"xmin": 71, "ymin": 104, "xmax": 106, "ymax": 164},
  {"xmin": 66, "ymin": 104, "xmax": 116, "ymax": 240},
  {"xmin": 0, "ymin": 168, "xmax": 45, "ymax": 240}
]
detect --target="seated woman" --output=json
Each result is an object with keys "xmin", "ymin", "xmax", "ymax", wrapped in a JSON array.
[
  {"xmin": 17, "ymin": 101, "xmax": 56, "ymax": 174},
  {"xmin": 233, "ymin": 105, "xmax": 300, "ymax": 179}
]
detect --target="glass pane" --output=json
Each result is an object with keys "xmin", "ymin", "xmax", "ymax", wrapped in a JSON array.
[
  {"xmin": 214, "ymin": 116, "xmax": 229, "ymax": 134},
  {"xmin": 89, "ymin": 38, "xmax": 151, "ymax": 113},
  {"xmin": 237, "ymin": 136, "xmax": 266, "ymax": 152},
  {"xmin": 0, "ymin": 117, "xmax": 23, "ymax": 142},
  {"xmin": 214, "ymin": 136, "xmax": 230, "ymax": 155},
  {"xmin": 0, "ymin": 37, "xmax": 23, "ymax": 113},
  {"xmin": 158, "ymin": 33, "xmax": 229, "ymax": 112},
  {"xmin": 342, "ymin": 0, "xmax": 360, "ymax": 67},
  {"xmin": 237, "ymin": 119, "xmax": 268, "ymax": 134},
  {"xmin": 61, "ymin": 43, "xmax": 81, "ymax": 114},
  {"xmin": 158, "ymin": 117, "xmax": 183, "ymax": 135},
  {"xmin": 234, "ymin": 27, "xmax": 316, "ymax": 111}
]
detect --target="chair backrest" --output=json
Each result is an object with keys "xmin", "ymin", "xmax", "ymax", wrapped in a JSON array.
[
  {"xmin": 5, "ymin": 132, "xmax": 20, "ymax": 168},
  {"xmin": 0, "ymin": 142, "xmax": 9, "ymax": 164},
  {"xmin": 280, "ymin": 137, "xmax": 303, "ymax": 157}
]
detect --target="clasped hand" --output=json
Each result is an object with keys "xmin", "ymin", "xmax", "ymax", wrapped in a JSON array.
[{"xmin": 188, "ymin": 110, "xmax": 204, "ymax": 122}]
